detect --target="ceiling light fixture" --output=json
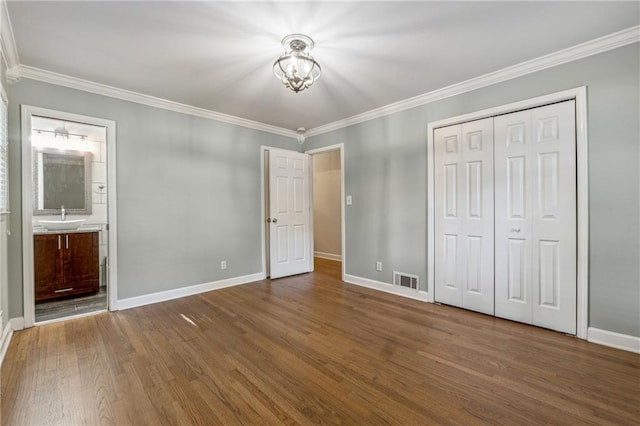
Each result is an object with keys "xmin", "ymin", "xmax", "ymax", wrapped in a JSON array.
[{"xmin": 273, "ymin": 34, "xmax": 321, "ymax": 93}]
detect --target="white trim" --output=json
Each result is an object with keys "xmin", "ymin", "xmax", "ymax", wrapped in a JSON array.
[
  {"xmin": 0, "ymin": 317, "xmax": 12, "ymax": 366},
  {"xmin": 116, "ymin": 272, "xmax": 265, "ymax": 311},
  {"xmin": 305, "ymin": 143, "xmax": 346, "ymax": 282},
  {"xmin": 344, "ymin": 274, "xmax": 430, "ymax": 303},
  {"xmin": 314, "ymin": 251, "xmax": 342, "ymax": 262},
  {"xmin": 0, "ymin": 0, "xmax": 20, "ymax": 70},
  {"xmin": 21, "ymin": 106, "xmax": 118, "ymax": 327},
  {"xmin": 18, "ymin": 65, "xmax": 297, "ymax": 139},
  {"xmin": 426, "ymin": 87, "xmax": 589, "ymax": 339},
  {"xmin": 10, "ymin": 317, "xmax": 23, "ymax": 330},
  {"xmin": 306, "ymin": 26, "xmax": 639, "ymax": 138},
  {"xmin": 588, "ymin": 328, "xmax": 640, "ymax": 354}
]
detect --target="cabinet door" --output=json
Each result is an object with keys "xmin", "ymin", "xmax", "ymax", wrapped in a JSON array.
[
  {"xmin": 34, "ymin": 234, "xmax": 64, "ymax": 302},
  {"xmin": 64, "ymin": 232, "xmax": 99, "ymax": 292}
]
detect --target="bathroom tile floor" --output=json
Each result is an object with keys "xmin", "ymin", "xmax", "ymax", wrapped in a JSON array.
[{"xmin": 35, "ymin": 286, "xmax": 107, "ymax": 322}]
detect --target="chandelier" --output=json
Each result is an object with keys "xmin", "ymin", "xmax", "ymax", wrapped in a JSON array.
[{"xmin": 273, "ymin": 34, "xmax": 321, "ymax": 93}]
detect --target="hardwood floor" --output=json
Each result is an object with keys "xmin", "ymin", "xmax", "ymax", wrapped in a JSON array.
[{"xmin": 2, "ymin": 258, "xmax": 639, "ymax": 425}]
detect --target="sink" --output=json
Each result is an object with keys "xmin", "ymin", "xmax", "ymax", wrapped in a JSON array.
[{"xmin": 38, "ymin": 219, "xmax": 86, "ymax": 231}]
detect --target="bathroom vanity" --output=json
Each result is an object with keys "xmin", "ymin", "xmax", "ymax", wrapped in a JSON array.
[{"xmin": 34, "ymin": 229, "xmax": 99, "ymax": 302}]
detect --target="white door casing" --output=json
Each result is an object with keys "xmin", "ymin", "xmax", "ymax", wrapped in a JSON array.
[
  {"xmin": 268, "ymin": 148, "xmax": 312, "ymax": 279},
  {"xmin": 434, "ymin": 118, "xmax": 495, "ymax": 315},
  {"xmin": 494, "ymin": 101, "xmax": 577, "ymax": 334}
]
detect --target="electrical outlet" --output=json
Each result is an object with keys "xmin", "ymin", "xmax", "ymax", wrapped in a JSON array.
[
  {"xmin": 376, "ymin": 261, "xmax": 382, "ymax": 271},
  {"xmin": 221, "ymin": 260, "xmax": 227, "ymax": 270}
]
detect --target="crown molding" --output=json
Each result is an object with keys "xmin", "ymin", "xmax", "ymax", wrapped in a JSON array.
[
  {"xmin": 18, "ymin": 65, "xmax": 297, "ymax": 139},
  {"xmin": 9, "ymin": 25, "xmax": 639, "ymax": 139},
  {"xmin": 0, "ymin": 0, "xmax": 19, "ymax": 70},
  {"xmin": 306, "ymin": 25, "xmax": 640, "ymax": 138}
]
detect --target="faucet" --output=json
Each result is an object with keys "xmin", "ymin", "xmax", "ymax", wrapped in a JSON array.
[{"xmin": 61, "ymin": 205, "xmax": 66, "ymax": 221}]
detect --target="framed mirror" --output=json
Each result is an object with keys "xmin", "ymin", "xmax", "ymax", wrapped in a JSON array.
[{"xmin": 33, "ymin": 149, "xmax": 92, "ymax": 215}]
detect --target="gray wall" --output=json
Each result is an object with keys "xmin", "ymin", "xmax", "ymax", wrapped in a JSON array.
[
  {"xmin": 7, "ymin": 80, "xmax": 298, "ymax": 317},
  {"xmin": 304, "ymin": 43, "xmax": 640, "ymax": 337}
]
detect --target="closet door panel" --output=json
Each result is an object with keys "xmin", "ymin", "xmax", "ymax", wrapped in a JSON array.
[
  {"xmin": 530, "ymin": 101, "xmax": 576, "ymax": 334},
  {"xmin": 460, "ymin": 119, "xmax": 494, "ymax": 315},
  {"xmin": 434, "ymin": 125, "xmax": 463, "ymax": 307},
  {"xmin": 495, "ymin": 110, "xmax": 533, "ymax": 324}
]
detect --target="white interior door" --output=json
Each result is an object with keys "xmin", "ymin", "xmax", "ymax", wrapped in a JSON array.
[
  {"xmin": 434, "ymin": 118, "xmax": 494, "ymax": 314},
  {"xmin": 268, "ymin": 148, "xmax": 312, "ymax": 279},
  {"xmin": 494, "ymin": 100, "xmax": 576, "ymax": 334}
]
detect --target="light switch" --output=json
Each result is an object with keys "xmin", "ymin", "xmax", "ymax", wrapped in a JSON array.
[{"xmin": 346, "ymin": 195, "xmax": 352, "ymax": 205}]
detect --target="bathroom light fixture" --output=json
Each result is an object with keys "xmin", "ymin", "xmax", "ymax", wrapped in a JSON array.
[
  {"xmin": 34, "ymin": 126, "xmax": 88, "ymax": 141},
  {"xmin": 273, "ymin": 34, "xmax": 321, "ymax": 93}
]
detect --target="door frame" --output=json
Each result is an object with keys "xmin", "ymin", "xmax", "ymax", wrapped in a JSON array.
[
  {"xmin": 21, "ymin": 105, "xmax": 118, "ymax": 327},
  {"xmin": 426, "ymin": 87, "xmax": 589, "ymax": 339},
  {"xmin": 305, "ymin": 143, "xmax": 346, "ymax": 281}
]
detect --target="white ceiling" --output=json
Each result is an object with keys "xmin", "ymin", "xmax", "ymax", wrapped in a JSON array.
[{"xmin": 7, "ymin": 1, "xmax": 640, "ymax": 131}]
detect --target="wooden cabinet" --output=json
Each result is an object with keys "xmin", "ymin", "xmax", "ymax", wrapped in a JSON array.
[{"xmin": 34, "ymin": 231, "xmax": 99, "ymax": 302}]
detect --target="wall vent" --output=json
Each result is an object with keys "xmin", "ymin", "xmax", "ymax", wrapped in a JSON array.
[{"xmin": 393, "ymin": 271, "xmax": 419, "ymax": 290}]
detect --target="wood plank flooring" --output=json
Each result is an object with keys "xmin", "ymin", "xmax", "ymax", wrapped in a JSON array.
[{"xmin": 2, "ymin": 258, "xmax": 639, "ymax": 425}]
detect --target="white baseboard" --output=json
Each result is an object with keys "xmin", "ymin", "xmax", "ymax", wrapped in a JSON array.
[
  {"xmin": 314, "ymin": 251, "xmax": 342, "ymax": 261},
  {"xmin": 343, "ymin": 274, "xmax": 430, "ymax": 302},
  {"xmin": 588, "ymin": 327, "xmax": 640, "ymax": 353},
  {"xmin": 0, "ymin": 317, "xmax": 24, "ymax": 366},
  {"xmin": 0, "ymin": 320, "xmax": 12, "ymax": 366},
  {"xmin": 116, "ymin": 272, "xmax": 266, "ymax": 310}
]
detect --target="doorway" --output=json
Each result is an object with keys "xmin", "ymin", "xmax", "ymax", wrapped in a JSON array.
[
  {"xmin": 261, "ymin": 144, "xmax": 345, "ymax": 281},
  {"xmin": 306, "ymin": 144, "xmax": 345, "ymax": 280},
  {"xmin": 21, "ymin": 106, "xmax": 118, "ymax": 326}
]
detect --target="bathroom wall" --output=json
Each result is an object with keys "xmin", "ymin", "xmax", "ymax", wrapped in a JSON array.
[
  {"xmin": 312, "ymin": 150, "xmax": 341, "ymax": 259},
  {"xmin": 7, "ymin": 79, "xmax": 298, "ymax": 318}
]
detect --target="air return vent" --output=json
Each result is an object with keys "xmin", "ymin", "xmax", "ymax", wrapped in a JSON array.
[{"xmin": 393, "ymin": 271, "xmax": 419, "ymax": 290}]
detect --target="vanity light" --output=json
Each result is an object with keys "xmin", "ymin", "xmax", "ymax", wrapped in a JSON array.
[{"xmin": 273, "ymin": 34, "xmax": 321, "ymax": 93}]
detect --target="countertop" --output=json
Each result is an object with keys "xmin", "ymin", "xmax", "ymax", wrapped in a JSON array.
[{"xmin": 33, "ymin": 227, "xmax": 102, "ymax": 235}]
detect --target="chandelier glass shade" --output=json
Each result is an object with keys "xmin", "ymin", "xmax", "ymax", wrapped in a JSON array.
[{"xmin": 273, "ymin": 34, "xmax": 321, "ymax": 93}]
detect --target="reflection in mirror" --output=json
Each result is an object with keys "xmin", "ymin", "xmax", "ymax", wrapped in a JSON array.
[{"xmin": 34, "ymin": 149, "xmax": 92, "ymax": 215}]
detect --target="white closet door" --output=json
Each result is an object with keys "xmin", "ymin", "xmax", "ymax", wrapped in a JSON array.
[
  {"xmin": 435, "ymin": 119, "xmax": 494, "ymax": 314},
  {"xmin": 434, "ymin": 124, "xmax": 463, "ymax": 307},
  {"xmin": 495, "ymin": 101, "xmax": 576, "ymax": 334}
]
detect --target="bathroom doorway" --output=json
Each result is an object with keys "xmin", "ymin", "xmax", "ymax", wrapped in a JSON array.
[{"xmin": 21, "ymin": 107, "xmax": 118, "ymax": 326}]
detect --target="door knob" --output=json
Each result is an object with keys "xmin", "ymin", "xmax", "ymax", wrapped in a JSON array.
[
  {"xmin": 272, "ymin": 218, "xmax": 278, "ymax": 223},
  {"xmin": 510, "ymin": 228, "xmax": 521, "ymax": 233},
  {"xmin": 266, "ymin": 218, "xmax": 272, "ymax": 223}
]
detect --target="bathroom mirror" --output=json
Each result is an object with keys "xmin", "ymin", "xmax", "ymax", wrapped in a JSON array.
[{"xmin": 33, "ymin": 149, "xmax": 92, "ymax": 215}]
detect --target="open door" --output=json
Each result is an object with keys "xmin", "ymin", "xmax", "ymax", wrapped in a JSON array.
[{"xmin": 268, "ymin": 148, "xmax": 312, "ymax": 278}]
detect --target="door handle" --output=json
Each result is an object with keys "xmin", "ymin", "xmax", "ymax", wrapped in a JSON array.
[
  {"xmin": 266, "ymin": 218, "xmax": 272, "ymax": 223},
  {"xmin": 58, "ymin": 235, "xmax": 61, "ymax": 250},
  {"xmin": 65, "ymin": 234, "xmax": 69, "ymax": 249},
  {"xmin": 272, "ymin": 218, "xmax": 278, "ymax": 223},
  {"xmin": 510, "ymin": 228, "xmax": 521, "ymax": 233}
]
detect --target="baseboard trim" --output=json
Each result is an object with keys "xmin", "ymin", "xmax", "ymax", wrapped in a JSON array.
[
  {"xmin": 116, "ymin": 272, "xmax": 266, "ymax": 310},
  {"xmin": 343, "ymin": 274, "xmax": 430, "ymax": 302},
  {"xmin": 314, "ymin": 251, "xmax": 342, "ymax": 261},
  {"xmin": 588, "ymin": 327, "xmax": 640, "ymax": 353},
  {"xmin": 0, "ymin": 320, "xmax": 13, "ymax": 366},
  {"xmin": 1, "ymin": 317, "xmax": 25, "ymax": 366}
]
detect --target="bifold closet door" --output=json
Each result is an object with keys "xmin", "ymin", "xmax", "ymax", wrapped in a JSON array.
[
  {"xmin": 434, "ymin": 118, "xmax": 494, "ymax": 315},
  {"xmin": 494, "ymin": 101, "xmax": 577, "ymax": 334}
]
